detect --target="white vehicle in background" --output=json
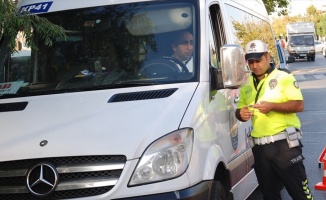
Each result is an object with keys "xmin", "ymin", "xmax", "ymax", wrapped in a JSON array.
[
  {"xmin": 322, "ymin": 42, "xmax": 326, "ymax": 57},
  {"xmin": 0, "ymin": 0, "xmax": 282, "ymax": 199},
  {"xmin": 315, "ymin": 40, "xmax": 324, "ymax": 52}
]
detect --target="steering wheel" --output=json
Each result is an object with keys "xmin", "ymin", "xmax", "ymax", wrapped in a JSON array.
[{"xmin": 138, "ymin": 57, "xmax": 189, "ymax": 77}]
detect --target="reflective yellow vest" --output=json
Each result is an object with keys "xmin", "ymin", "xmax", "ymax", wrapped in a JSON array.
[{"xmin": 237, "ymin": 68, "xmax": 303, "ymax": 138}]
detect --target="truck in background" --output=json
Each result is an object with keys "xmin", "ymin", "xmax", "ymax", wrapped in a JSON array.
[{"xmin": 286, "ymin": 22, "xmax": 316, "ymax": 61}]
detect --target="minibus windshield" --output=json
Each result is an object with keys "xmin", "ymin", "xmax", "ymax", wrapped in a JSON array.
[
  {"xmin": 289, "ymin": 35, "xmax": 314, "ymax": 46},
  {"xmin": 0, "ymin": 0, "xmax": 197, "ymax": 98}
]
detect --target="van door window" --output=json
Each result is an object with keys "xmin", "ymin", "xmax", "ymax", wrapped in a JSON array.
[{"xmin": 224, "ymin": 4, "xmax": 280, "ymax": 68}]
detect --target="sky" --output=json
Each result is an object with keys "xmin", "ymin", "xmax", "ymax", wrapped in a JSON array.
[{"xmin": 287, "ymin": 0, "xmax": 326, "ymax": 16}]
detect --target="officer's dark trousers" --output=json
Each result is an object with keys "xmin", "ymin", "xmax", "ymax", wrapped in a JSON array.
[{"xmin": 252, "ymin": 139, "xmax": 313, "ymax": 200}]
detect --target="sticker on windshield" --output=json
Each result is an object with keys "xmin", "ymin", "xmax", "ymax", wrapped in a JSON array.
[
  {"xmin": 19, "ymin": 1, "xmax": 53, "ymax": 14},
  {"xmin": 0, "ymin": 81, "xmax": 24, "ymax": 95}
]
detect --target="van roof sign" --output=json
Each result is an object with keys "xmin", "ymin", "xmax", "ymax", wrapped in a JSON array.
[{"xmin": 19, "ymin": 1, "xmax": 53, "ymax": 14}]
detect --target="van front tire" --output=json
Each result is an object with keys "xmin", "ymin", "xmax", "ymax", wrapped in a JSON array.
[{"xmin": 209, "ymin": 180, "xmax": 228, "ymax": 200}]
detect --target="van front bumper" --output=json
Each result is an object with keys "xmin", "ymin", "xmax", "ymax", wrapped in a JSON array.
[
  {"xmin": 289, "ymin": 51, "xmax": 315, "ymax": 58},
  {"xmin": 113, "ymin": 181, "xmax": 213, "ymax": 200}
]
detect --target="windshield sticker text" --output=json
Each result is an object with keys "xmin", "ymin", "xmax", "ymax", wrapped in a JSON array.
[{"xmin": 0, "ymin": 81, "xmax": 24, "ymax": 95}]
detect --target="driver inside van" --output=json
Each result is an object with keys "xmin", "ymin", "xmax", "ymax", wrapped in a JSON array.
[{"xmin": 170, "ymin": 31, "xmax": 194, "ymax": 73}]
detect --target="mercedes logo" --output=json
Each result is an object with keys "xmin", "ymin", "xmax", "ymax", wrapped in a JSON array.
[{"xmin": 26, "ymin": 162, "xmax": 59, "ymax": 197}]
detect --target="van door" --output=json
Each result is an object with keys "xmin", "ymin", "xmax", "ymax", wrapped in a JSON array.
[{"xmin": 208, "ymin": 3, "xmax": 249, "ymax": 189}]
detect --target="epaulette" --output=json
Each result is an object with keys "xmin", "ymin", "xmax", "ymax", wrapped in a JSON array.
[{"xmin": 277, "ymin": 68, "xmax": 291, "ymax": 74}]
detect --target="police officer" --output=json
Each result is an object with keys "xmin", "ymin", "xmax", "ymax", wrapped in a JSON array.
[{"xmin": 235, "ymin": 40, "xmax": 314, "ymax": 200}]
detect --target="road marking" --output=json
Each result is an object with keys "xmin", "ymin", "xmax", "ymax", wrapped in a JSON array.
[
  {"xmin": 315, "ymin": 74, "xmax": 326, "ymax": 79},
  {"xmin": 294, "ymin": 74, "xmax": 326, "ymax": 81},
  {"xmin": 294, "ymin": 75, "xmax": 306, "ymax": 81}
]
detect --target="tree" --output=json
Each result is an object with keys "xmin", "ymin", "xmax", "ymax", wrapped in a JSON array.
[
  {"xmin": 271, "ymin": 15, "xmax": 304, "ymax": 40},
  {"xmin": 271, "ymin": 5, "xmax": 326, "ymax": 42},
  {"xmin": 262, "ymin": 0, "xmax": 290, "ymax": 15},
  {"xmin": 0, "ymin": 0, "xmax": 66, "ymax": 82},
  {"xmin": 319, "ymin": 15, "xmax": 326, "ymax": 39},
  {"xmin": 306, "ymin": 5, "xmax": 323, "ymax": 39},
  {"xmin": 0, "ymin": 0, "xmax": 65, "ymax": 54}
]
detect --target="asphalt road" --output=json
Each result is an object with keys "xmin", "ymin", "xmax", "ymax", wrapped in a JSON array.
[{"xmin": 246, "ymin": 52, "xmax": 326, "ymax": 200}]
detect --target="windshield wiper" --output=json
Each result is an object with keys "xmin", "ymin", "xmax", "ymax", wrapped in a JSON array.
[
  {"xmin": 59, "ymin": 81, "xmax": 158, "ymax": 91},
  {"xmin": 0, "ymin": 81, "xmax": 159, "ymax": 98},
  {"xmin": 90, "ymin": 81, "xmax": 158, "ymax": 90},
  {"xmin": 113, "ymin": 80, "xmax": 158, "ymax": 86},
  {"xmin": 0, "ymin": 93, "xmax": 25, "ymax": 99}
]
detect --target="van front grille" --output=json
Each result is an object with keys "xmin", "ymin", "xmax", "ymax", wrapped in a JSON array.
[
  {"xmin": 108, "ymin": 88, "xmax": 178, "ymax": 102},
  {"xmin": 0, "ymin": 155, "xmax": 126, "ymax": 199},
  {"xmin": 0, "ymin": 102, "xmax": 28, "ymax": 112}
]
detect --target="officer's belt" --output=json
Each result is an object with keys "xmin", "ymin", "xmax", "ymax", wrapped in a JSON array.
[{"xmin": 253, "ymin": 130, "xmax": 302, "ymax": 145}]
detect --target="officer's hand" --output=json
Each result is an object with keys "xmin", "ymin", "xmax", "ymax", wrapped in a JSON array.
[
  {"xmin": 252, "ymin": 101, "xmax": 272, "ymax": 114},
  {"xmin": 240, "ymin": 106, "xmax": 253, "ymax": 121}
]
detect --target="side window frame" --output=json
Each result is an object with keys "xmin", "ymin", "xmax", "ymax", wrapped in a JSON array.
[
  {"xmin": 208, "ymin": 4, "xmax": 226, "ymax": 69},
  {"xmin": 208, "ymin": 4, "xmax": 227, "ymax": 96}
]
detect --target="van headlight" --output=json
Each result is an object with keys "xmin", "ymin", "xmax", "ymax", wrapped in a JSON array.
[{"xmin": 129, "ymin": 128, "xmax": 193, "ymax": 186}]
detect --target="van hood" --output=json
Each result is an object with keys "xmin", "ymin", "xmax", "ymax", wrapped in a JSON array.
[{"xmin": 0, "ymin": 83, "xmax": 198, "ymax": 161}]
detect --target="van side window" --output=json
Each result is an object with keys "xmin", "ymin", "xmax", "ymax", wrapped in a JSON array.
[
  {"xmin": 208, "ymin": 4, "xmax": 226, "ymax": 69},
  {"xmin": 224, "ymin": 4, "xmax": 280, "ymax": 68}
]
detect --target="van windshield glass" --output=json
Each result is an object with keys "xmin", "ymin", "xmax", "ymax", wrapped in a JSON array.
[{"xmin": 0, "ymin": 1, "xmax": 197, "ymax": 98}]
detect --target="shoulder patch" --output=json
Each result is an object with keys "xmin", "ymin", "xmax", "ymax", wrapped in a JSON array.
[
  {"xmin": 293, "ymin": 81, "xmax": 299, "ymax": 89},
  {"xmin": 277, "ymin": 68, "xmax": 291, "ymax": 74}
]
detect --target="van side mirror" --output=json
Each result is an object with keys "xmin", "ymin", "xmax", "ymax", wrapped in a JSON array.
[{"xmin": 220, "ymin": 44, "xmax": 250, "ymax": 88}]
